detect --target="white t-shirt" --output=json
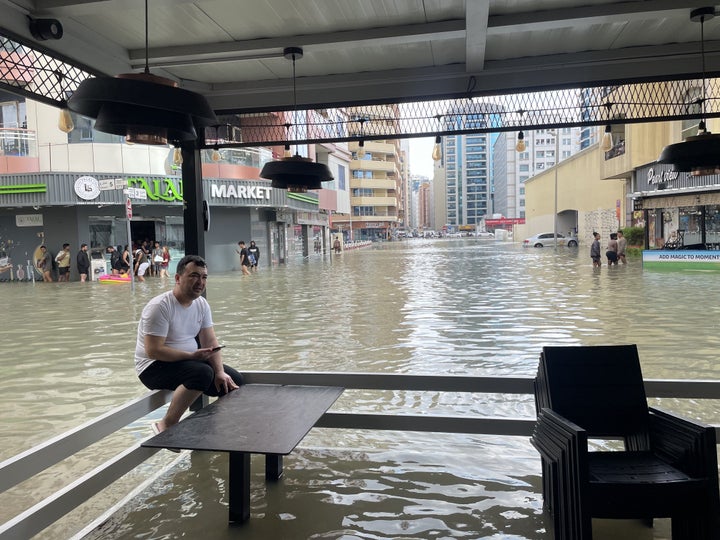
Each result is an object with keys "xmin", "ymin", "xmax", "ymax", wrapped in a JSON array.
[{"xmin": 135, "ymin": 290, "xmax": 214, "ymax": 375}]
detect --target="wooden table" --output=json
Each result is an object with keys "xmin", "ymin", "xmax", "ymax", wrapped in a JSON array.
[{"xmin": 142, "ymin": 384, "xmax": 344, "ymax": 522}]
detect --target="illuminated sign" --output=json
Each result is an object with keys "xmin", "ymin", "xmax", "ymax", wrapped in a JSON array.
[
  {"xmin": 127, "ymin": 177, "xmax": 183, "ymax": 202},
  {"xmin": 211, "ymin": 184, "xmax": 271, "ymax": 200}
]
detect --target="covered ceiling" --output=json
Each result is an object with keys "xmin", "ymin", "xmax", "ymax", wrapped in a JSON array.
[{"xmin": 2, "ymin": 0, "xmax": 720, "ymax": 115}]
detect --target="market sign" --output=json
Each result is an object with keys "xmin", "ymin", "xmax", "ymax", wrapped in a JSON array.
[{"xmin": 211, "ymin": 183, "xmax": 272, "ymax": 200}]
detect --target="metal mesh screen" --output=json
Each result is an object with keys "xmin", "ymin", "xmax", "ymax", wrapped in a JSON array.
[
  {"xmin": 0, "ymin": 33, "xmax": 94, "ymax": 107},
  {"xmin": 2, "ymin": 30, "xmax": 719, "ymax": 148}
]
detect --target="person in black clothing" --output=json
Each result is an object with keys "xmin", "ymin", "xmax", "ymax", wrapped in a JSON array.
[
  {"xmin": 77, "ymin": 243, "xmax": 90, "ymax": 282},
  {"xmin": 107, "ymin": 245, "xmax": 122, "ymax": 275},
  {"xmin": 236, "ymin": 241, "xmax": 251, "ymax": 275},
  {"xmin": 247, "ymin": 240, "xmax": 260, "ymax": 271}
]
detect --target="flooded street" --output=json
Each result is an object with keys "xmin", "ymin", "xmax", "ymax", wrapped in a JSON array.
[{"xmin": 2, "ymin": 239, "xmax": 719, "ymax": 539}]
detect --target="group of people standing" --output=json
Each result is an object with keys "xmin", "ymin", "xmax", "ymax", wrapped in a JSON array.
[
  {"xmin": 107, "ymin": 240, "xmax": 171, "ymax": 281},
  {"xmin": 236, "ymin": 240, "xmax": 260, "ymax": 275},
  {"xmin": 36, "ymin": 243, "xmax": 91, "ymax": 282},
  {"xmin": 590, "ymin": 230, "xmax": 627, "ymax": 268}
]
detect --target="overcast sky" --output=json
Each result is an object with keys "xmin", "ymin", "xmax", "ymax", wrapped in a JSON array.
[{"xmin": 408, "ymin": 137, "xmax": 434, "ymax": 178}]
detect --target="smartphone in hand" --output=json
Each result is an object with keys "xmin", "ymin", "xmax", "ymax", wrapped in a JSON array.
[{"xmin": 211, "ymin": 345, "xmax": 225, "ymax": 352}]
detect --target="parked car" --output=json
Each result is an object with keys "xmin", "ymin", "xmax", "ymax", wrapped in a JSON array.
[
  {"xmin": 476, "ymin": 231, "xmax": 494, "ymax": 238},
  {"xmin": 523, "ymin": 232, "xmax": 579, "ymax": 248}
]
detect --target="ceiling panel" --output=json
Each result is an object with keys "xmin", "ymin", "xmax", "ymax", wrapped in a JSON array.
[{"xmin": 2, "ymin": 0, "xmax": 719, "ymax": 112}]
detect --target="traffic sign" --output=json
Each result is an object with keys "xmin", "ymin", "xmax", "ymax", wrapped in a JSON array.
[{"xmin": 126, "ymin": 198, "xmax": 132, "ymax": 219}]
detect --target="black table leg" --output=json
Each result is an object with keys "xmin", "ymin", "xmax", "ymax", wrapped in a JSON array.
[
  {"xmin": 228, "ymin": 451, "xmax": 251, "ymax": 522},
  {"xmin": 265, "ymin": 453, "xmax": 283, "ymax": 480}
]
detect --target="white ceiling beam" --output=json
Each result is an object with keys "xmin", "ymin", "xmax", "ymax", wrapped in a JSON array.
[
  {"xmin": 204, "ymin": 41, "xmax": 720, "ymax": 111},
  {"xmin": 130, "ymin": 20, "xmax": 466, "ymax": 67},
  {"xmin": 465, "ymin": 0, "xmax": 489, "ymax": 73},
  {"xmin": 487, "ymin": 0, "xmax": 717, "ymax": 34}
]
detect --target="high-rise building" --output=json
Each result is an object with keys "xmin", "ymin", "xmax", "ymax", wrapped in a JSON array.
[
  {"xmin": 439, "ymin": 103, "xmax": 503, "ymax": 231},
  {"xmin": 493, "ymin": 127, "xmax": 582, "ymax": 219},
  {"xmin": 334, "ymin": 105, "xmax": 406, "ymax": 241}
]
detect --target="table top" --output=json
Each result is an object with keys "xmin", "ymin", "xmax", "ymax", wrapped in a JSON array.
[{"xmin": 142, "ymin": 384, "xmax": 344, "ymax": 454}]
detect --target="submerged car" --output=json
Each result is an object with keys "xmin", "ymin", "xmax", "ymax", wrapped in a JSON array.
[{"xmin": 523, "ymin": 232, "xmax": 578, "ymax": 248}]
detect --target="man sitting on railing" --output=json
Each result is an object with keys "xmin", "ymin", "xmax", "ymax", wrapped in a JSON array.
[{"xmin": 134, "ymin": 254, "xmax": 244, "ymax": 434}]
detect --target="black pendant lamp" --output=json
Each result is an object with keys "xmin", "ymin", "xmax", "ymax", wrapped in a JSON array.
[
  {"xmin": 259, "ymin": 47, "xmax": 333, "ymax": 192},
  {"xmin": 658, "ymin": 7, "xmax": 720, "ymax": 176},
  {"xmin": 66, "ymin": 0, "xmax": 216, "ymax": 145}
]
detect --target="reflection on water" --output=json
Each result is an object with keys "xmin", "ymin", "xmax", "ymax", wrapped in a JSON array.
[{"xmin": 2, "ymin": 239, "xmax": 718, "ymax": 538}]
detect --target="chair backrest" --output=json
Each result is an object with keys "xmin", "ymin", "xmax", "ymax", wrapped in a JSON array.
[{"xmin": 538, "ymin": 345, "xmax": 650, "ymax": 437}]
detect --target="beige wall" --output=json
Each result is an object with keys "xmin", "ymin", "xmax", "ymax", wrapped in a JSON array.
[{"xmin": 523, "ymin": 145, "xmax": 626, "ymax": 245}]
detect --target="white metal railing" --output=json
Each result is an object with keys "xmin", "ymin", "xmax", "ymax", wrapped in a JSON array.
[{"xmin": 1, "ymin": 373, "xmax": 718, "ymax": 540}]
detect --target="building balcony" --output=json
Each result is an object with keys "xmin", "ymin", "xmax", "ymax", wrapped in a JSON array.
[
  {"xmin": 0, "ymin": 127, "xmax": 39, "ymax": 173},
  {"xmin": 348, "ymin": 140, "xmax": 396, "ymax": 156},
  {"xmin": 350, "ymin": 177, "xmax": 396, "ymax": 190},
  {"xmin": 351, "ymin": 196, "xmax": 397, "ymax": 206},
  {"xmin": 354, "ymin": 213, "xmax": 399, "ymax": 222},
  {"xmin": 351, "ymin": 159, "xmax": 399, "ymax": 176}
]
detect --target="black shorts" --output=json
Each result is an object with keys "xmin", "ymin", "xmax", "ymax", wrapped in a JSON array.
[
  {"xmin": 139, "ymin": 359, "xmax": 244, "ymax": 396},
  {"xmin": 606, "ymin": 251, "xmax": 618, "ymax": 262},
  {"xmin": 58, "ymin": 267, "xmax": 70, "ymax": 275}
]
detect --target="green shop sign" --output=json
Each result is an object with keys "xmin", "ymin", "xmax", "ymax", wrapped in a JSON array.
[
  {"xmin": 0, "ymin": 183, "xmax": 47, "ymax": 195},
  {"xmin": 127, "ymin": 177, "xmax": 183, "ymax": 202}
]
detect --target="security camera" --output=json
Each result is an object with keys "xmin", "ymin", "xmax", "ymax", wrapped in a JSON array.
[{"xmin": 28, "ymin": 17, "xmax": 63, "ymax": 41}]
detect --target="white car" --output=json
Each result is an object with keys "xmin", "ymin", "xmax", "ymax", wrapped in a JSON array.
[{"xmin": 523, "ymin": 232, "xmax": 579, "ymax": 248}]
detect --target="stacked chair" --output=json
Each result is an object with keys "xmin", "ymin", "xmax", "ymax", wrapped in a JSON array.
[{"xmin": 531, "ymin": 344, "xmax": 719, "ymax": 539}]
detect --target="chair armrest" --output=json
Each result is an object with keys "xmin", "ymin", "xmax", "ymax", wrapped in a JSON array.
[
  {"xmin": 531, "ymin": 408, "xmax": 587, "ymax": 461},
  {"xmin": 648, "ymin": 406, "xmax": 719, "ymax": 478}
]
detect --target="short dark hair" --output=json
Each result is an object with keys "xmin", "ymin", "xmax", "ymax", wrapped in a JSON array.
[
  {"xmin": 176, "ymin": 254, "xmax": 207, "ymax": 275},
  {"xmin": 81, "ymin": 243, "xmax": 87, "ymax": 248},
  {"xmin": 63, "ymin": 243, "xmax": 70, "ymax": 248}
]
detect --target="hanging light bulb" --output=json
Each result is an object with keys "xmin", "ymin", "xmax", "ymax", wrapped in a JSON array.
[
  {"xmin": 259, "ymin": 48, "xmax": 333, "ymax": 191},
  {"xmin": 173, "ymin": 147, "xmax": 183, "ymax": 166},
  {"xmin": 211, "ymin": 148, "xmax": 221, "ymax": 162},
  {"xmin": 357, "ymin": 139, "xmax": 366, "ymax": 158},
  {"xmin": 432, "ymin": 135, "xmax": 442, "ymax": 161},
  {"xmin": 515, "ymin": 131, "xmax": 526, "ymax": 152},
  {"xmin": 659, "ymin": 8, "xmax": 720, "ymax": 176},
  {"xmin": 58, "ymin": 107, "xmax": 74, "ymax": 133},
  {"xmin": 601, "ymin": 125, "xmax": 613, "ymax": 152},
  {"xmin": 283, "ymin": 144, "xmax": 292, "ymax": 158}
]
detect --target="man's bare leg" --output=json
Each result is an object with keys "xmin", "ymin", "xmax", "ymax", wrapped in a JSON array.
[{"xmin": 156, "ymin": 384, "xmax": 202, "ymax": 432}]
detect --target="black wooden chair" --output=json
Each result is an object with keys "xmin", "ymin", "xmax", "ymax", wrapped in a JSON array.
[{"xmin": 530, "ymin": 344, "xmax": 720, "ymax": 540}]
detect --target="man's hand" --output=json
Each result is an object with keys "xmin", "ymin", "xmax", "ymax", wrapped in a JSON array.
[{"xmin": 214, "ymin": 371, "xmax": 239, "ymax": 394}]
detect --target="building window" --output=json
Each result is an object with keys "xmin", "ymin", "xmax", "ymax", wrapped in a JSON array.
[{"xmin": 337, "ymin": 165, "xmax": 346, "ymax": 191}]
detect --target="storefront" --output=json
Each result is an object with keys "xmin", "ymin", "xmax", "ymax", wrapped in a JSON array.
[
  {"xmin": 633, "ymin": 163, "xmax": 720, "ymax": 270},
  {"xmin": 0, "ymin": 173, "xmax": 328, "ymax": 281},
  {"xmin": 632, "ymin": 163, "xmax": 720, "ymax": 249}
]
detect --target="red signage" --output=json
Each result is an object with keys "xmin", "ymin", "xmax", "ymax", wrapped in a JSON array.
[
  {"xmin": 126, "ymin": 198, "xmax": 132, "ymax": 219},
  {"xmin": 486, "ymin": 218, "xmax": 525, "ymax": 226}
]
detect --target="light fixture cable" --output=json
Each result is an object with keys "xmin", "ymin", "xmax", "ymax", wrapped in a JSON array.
[{"xmin": 658, "ymin": 6, "xmax": 720, "ymax": 176}]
